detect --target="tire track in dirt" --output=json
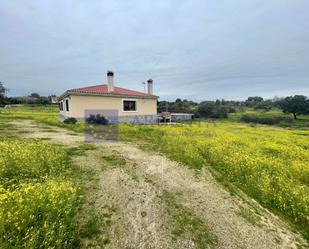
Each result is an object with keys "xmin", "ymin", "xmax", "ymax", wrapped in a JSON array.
[
  {"xmin": 13, "ymin": 120, "xmax": 308, "ymax": 249},
  {"xmin": 75, "ymin": 148, "xmax": 178, "ymax": 249},
  {"xmin": 100, "ymin": 142, "xmax": 308, "ymax": 249}
]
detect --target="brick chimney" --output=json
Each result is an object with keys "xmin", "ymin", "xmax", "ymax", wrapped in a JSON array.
[
  {"xmin": 107, "ymin": 71, "xmax": 114, "ymax": 92},
  {"xmin": 147, "ymin": 79, "xmax": 153, "ymax": 95}
]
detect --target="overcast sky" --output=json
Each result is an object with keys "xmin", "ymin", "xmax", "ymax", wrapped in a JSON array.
[{"xmin": 0, "ymin": 0, "xmax": 308, "ymax": 101}]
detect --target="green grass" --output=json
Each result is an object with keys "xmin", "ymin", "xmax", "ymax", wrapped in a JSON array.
[
  {"xmin": 79, "ymin": 205, "xmax": 115, "ymax": 247},
  {"xmin": 101, "ymin": 153, "xmax": 126, "ymax": 166},
  {"xmin": 161, "ymin": 191, "xmax": 217, "ymax": 248},
  {"xmin": 118, "ymin": 123, "xmax": 309, "ymax": 240},
  {"xmin": 239, "ymin": 207, "xmax": 261, "ymax": 225},
  {"xmin": 0, "ymin": 106, "xmax": 85, "ymax": 133},
  {"xmin": 227, "ymin": 109, "xmax": 309, "ymax": 129},
  {"xmin": 79, "ymin": 213, "xmax": 102, "ymax": 238},
  {"xmin": 1, "ymin": 105, "xmax": 309, "ymax": 241},
  {"xmin": 0, "ymin": 139, "xmax": 81, "ymax": 248},
  {"xmin": 0, "ymin": 115, "xmax": 93, "ymax": 249},
  {"xmin": 0, "ymin": 119, "xmax": 19, "ymax": 139},
  {"xmin": 66, "ymin": 143, "xmax": 97, "ymax": 157}
]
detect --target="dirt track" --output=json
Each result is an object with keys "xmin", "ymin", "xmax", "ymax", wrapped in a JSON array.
[{"xmin": 14, "ymin": 120, "xmax": 308, "ymax": 249}]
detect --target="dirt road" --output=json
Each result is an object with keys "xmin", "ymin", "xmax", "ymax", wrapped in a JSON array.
[{"xmin": 14, "ymin": 120, "xmax": 308, "ymax": 249}]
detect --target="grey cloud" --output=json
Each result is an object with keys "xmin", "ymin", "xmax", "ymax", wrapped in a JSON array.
[{"xmin": 0, "ymin": 0, "xmax": 308, "ymax": 100}]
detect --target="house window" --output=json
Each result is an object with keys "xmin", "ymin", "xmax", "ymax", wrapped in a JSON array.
[
  {"xmin": 123, "ymin": 100, "xmax": 137, "ymax": 112},
  {"xmin": 59, "ymin": 101, "xmax": 63, "ymax": 111},
  {"xmin": 65, "ymin": 99, "xmax": 69, "ymax": 112}
]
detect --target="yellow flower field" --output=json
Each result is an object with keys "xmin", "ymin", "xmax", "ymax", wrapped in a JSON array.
[
  {"xmin": 1, "ymin": 107, "xmax": 308, "ymax": 240},
  {"xmin": 119, "ymin": 122, "xmax": 309, "ymax": 238},
  {"xmin": 0, "ymin": 140, "xmax": 80, "ymax": 248}
]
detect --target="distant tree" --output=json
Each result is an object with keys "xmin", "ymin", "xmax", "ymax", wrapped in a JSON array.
[
  {"xmin": 212, "ymin": 106, "xmax": 228, "ymax": 118},
  {"xmin": 254, "ymin": 100, "xmax": 273, "ymax": 111},
  {"xmin": 197, "ymin": 101, "xmax": 215, "ymax": 117},
  {"xmin": 0, "ymin": 81, "xmax": 7, "ymax": 106},
  {"xmin": 6, "ymin": 97, "xmax": 21, "ymax": 104},
  {"xmin": 197, "ymin": 101, "xmax": 228, "ymax": 118},
  {"xmin": 271, "ymin": 96, "xmax": 284, "ymax": 108},
  {"xmin": 279, "ymin": 95, "xmax": 309, "ymax": 119},
  {"xmin": 247, "ymin": 96, "xmax": 264, "ymax": 102},
  {"xmin": 29, "ymin": 93, "xmax": 40, "ymax": 98},
  {"xmin": 0, "ymin": 82, "xmax": 5, "ymax": 96},
  {"xmin": 24, "ymin": 92, "xmax": 51, "ymax": 105},
  {"xmin": 245, "ymin": 96, "xmax": 264, "ymax": 108},
  {"xmin": 157, "ymin": 99, "xmax": 198, "ymax": 114},
  {"xmin": 38, "ymin": 96, "xmax": 50, "ymax": 105}
]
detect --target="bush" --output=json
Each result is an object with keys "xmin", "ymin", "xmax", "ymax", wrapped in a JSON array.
[
  {"xmin": 240, "ymin": 114, "xmax": 293, "ymax": 125},
  {"xmin": 226, "ymin": 106, "xmax": 236, "ymax": 113},
  {"xmin": 211, "ymin": 106, "xmax": 228, "ymax": 118},
  {"xmin": 197, "ymin": 102, "xmax": 228, "ymax": 119},
  {"xmin": 63, "ymin": 117, "xmax": 77, "ymax": 124},
  {"xmin": 86, "ymin": 114, "xmax": 109, "ymax": 125}
]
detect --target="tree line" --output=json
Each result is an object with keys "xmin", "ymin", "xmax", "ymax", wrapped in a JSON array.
[
  {"xmin": 1, "ymin": 81, "xmax": 308, "ymax": 119},
  {"xmin": 0, "ymin": 82, "xmax": 55, "ymax": 106},
  {"xmin": 158, "ymin": 95, "xmax": 309, "ymax": 120}
]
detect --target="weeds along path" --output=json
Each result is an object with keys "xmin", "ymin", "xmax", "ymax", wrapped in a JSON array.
[{"xmin": 13, "ymin": 120, "xmax": 308, "ymax": 249}]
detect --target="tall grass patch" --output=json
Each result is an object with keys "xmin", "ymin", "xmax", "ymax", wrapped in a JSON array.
[
  {"xmin": 0, "ymin": 140, "xmax": 80, "ymax": 248},
  {"xmin": 0, "ymin": 107, "xmax": 84, "ymax": 133},
  {"xmin": 119, "ymin": 123, "xmax": 309, "ymax": 239}
]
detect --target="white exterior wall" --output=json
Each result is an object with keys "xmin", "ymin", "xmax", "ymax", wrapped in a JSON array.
[{"xmin": 59, "ymin": 95, "xmax": 157, "ymax": 122}]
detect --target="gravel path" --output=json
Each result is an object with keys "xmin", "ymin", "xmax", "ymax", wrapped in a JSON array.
[{"xmin": 14, "ymin": 120, "xmax": 308, "ymax": 249}]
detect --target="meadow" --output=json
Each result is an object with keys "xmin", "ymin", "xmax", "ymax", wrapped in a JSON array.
[
  {"xmin": 0, "ymin": 105, "xmax": 84, "ymax": 133},
  {"xmin": 0, "ymin": 108, "xmax": 83, "ymax": 248},
  {"xmin": 1, "ymin": 105, "xmax": 309, "ymax": 242},
  {"xmin": 118, "ymin": 122, "xmax": 309, "ymax": 239},
  {"xmin": 227, "ymin": 109, "xmax": 309, "ymax": 128},
  {"xmin": 0, "ymin": 138, "xmax": 80, "ymax": 248}
]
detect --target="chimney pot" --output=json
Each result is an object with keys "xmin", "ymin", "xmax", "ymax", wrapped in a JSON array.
[
  {"xmin": 147, "ymin": 79, "xmax": 153, "ymax": 95},
  {"xmin": 107, "ymin": 71, "xmax": 114, "ymax": 92}
]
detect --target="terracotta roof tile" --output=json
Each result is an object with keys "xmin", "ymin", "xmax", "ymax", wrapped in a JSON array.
[{"xmin": 68, "ymin": 84, "xmax": 157, "ymax": 98}]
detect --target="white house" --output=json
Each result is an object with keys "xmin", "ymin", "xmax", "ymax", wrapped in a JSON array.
[{"xmin": 58, "ymin": 71, "xmax": 158, "ymax": 124}]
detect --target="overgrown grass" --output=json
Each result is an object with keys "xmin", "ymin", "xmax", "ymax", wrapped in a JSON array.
[
  {"xmin": 2, "ymin": 106, "xmax": 309, "ymax": 241},
  {"xmin": 240, "ymin": 114, "xmax": 293, "ymax": 125},
  {"xmin": 79, "ymin": 206, "xmax": 115, "ymax": 248},
  {"xmin": 0, "ymin": 139, "xmax": 81, "ymax": 248},
  {"xmin": 161, "ymin": 191, "xmax": 217, "ymax": 248},
  {"xmin": 118, "ymin": 123, "xmax": 309, "ymax": 240},
  {"xmin": 0, "ymin": 140, "xmax": 73, "ymax": 187},
  {"xmin": 228, "ymin": 110, "xmax": 309, "ymax": 129},
  {"xmin": 79, "ymin": 213, "xmax": 102, "ymax": 238},
  {"xmin": 1, "ymin": 104, "xmax": 59, "ymax": 112},
  {"xmin": 101, "ymin": 153, "xmax": 126, "ymax": 166},
  {"xmin": 0, "ymin": 107, "xmax": 85, "ymax": 133},
  {"xmin": 66, "ymin": 143, "xmax": 97, "ymax": 157},
  {"xmin": 239, "ymin": 207, "xmax": 261, "ymax": 225},
  {"xmin": 0, "ymin": 119, "xmax": 18, "ymax": 139}
]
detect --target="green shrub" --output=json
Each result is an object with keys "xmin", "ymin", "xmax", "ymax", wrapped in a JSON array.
[
  {"xmin": 86, "ymin": 114, "xmax": 108, "ymax": 125},
  {"xmin": 63, "ymin": 117, "xmax": 77, "ymax": 124},
  {"xmin": 240, "ymin": 114, "xmax": 293, "ymax": 125}
]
